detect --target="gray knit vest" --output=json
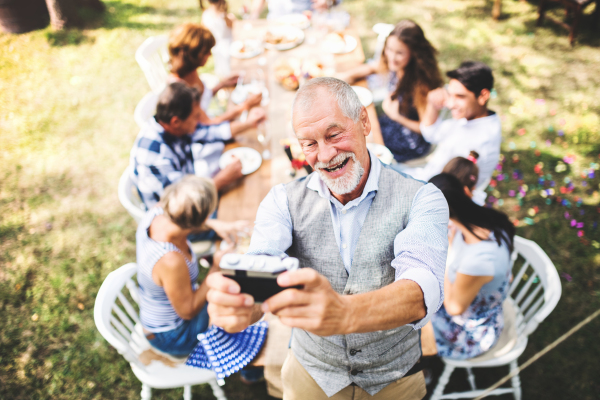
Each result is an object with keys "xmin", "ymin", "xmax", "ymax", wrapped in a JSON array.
[{"xmin": 285, "ymin": 165, "xmax": 425, "ymax": 396}]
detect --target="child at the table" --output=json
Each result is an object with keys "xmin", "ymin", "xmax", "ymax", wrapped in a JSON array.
[{"xmin": 200, "ymin": 0, "xmax": 235, "ymax": 76}]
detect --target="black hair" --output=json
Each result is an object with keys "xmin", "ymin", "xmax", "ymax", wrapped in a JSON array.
[
  {"xmin": 446, "ymin": 61, "xmax": 494, "ymax": 97},
  {"xmin": 442, "ymin": 150, "xmax": 479, "ymax": 190},
  {"xmin": 155, "ymin": 82, "xmax": 201, "ymax": 124},
  {"xmin": 429, "ymin": 173, "xmax": 514, "ymax": 252}
]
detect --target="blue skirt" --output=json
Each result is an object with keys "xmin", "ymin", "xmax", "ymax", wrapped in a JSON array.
[{"xmin": 379, "ymin": 114, "xmax": 431, "ymax": 163}]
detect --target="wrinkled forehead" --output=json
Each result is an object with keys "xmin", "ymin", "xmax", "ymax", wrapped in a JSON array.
[{"xmin": 292, "ymin": 90, "xmax": 349, "ymax": 135}]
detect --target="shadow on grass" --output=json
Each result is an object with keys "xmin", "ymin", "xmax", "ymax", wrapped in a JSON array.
[{"xmin": 44, "ymin": 0, "xmax": 199, "ymax": 47}]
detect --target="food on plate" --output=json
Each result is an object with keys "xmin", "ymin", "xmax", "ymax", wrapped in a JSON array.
[
  {"xmin": 274, "ymin": 57, "xmax": 325, "ymax": 91},
  {"xmin": 324, "ymin": 32, "xmax": 347, "ymax": 52},
  {"xmin": 265, "ymin": 29, "xmax": 298, "ymax": 45},
  {"xmin": 230, "ymin": 40, "xmax": 262, "ymax": 58}
]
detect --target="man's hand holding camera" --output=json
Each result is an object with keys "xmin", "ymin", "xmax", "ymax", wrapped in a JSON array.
[{"xmin": 206, "ymin": 268, "xmax": 353, "ymax": 336}]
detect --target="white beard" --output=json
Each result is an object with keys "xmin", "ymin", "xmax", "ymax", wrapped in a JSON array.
[{"xmin": 315, "ymin": 152, "xmax": 365, "ymax": 195}]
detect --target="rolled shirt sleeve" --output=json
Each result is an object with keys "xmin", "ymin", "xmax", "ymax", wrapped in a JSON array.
[
  {"xmin": 392, "ymin": 183, "xmax": 449, "ymax": 329},
  {"xmin": 247, "ymin": 184, "xmax": 293, "ymax": 257}
]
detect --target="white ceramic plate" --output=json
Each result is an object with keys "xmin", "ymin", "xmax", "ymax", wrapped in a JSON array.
[
  {"xmin": 367, "ymin": 143, "xmax": 394, "ymax": 165},
  {"xmin": 263, "ymin": 26, "xmax": 305, "ymax": 51},
  {"xmin": 324, "ymin": 34, "xmax": 357, "ymax": 54},
  {"xmin": 230, "ymin": 40, "xmax": 264, "ymax": 59},
  {"xmin": 273, "ymin": 13, "xmax": 310, "ymax": 29},
  {"xmin": 219, "ymin": 147, "xmax": 262, "ymax": 175},
  {"xmin": 351, "ymin": 86, "xmax": 374, "ymax": 107}
]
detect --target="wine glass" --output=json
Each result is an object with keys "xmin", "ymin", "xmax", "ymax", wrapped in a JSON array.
[{"xmin": 257, "ymin": 121, "xmax": 271, "ymax": 160}]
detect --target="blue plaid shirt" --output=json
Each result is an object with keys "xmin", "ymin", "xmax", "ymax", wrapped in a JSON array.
[{"xmin": 130, "ymin": 117, "xmax": 232, "ymax": 207}]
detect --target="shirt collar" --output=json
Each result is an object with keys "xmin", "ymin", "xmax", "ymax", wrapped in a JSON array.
[
  {"xmin": 306, "ymin": 149, "xmax": 381, "ymax": 208},
  {"xmin": 456, "ymin": 110, "xmax": 498, "ymax": 127},
  {"xmin": 148, "ymin": 116, "xmax": 189, "ymax": 144}
]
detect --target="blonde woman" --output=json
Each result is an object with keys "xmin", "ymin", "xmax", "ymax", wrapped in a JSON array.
[{"xmin": 137, "ymin": 175, "xmax": 233, "ymax": 357}]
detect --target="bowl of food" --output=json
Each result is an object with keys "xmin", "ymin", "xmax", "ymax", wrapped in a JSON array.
[
  {"xmin": 274, "ymin": 57, "xmax": 326, "ymax": 91},
  {"xmin": 264, "ymin": 26, "xmax": 305, "ymax": 51}
]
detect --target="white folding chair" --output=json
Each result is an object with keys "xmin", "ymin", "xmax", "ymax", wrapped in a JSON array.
[
  {"xmin": 372, "ymin": 23, "xmax": 394, "ymax": 62},
  {"xmin": 135, "ymin": 35, "xmax": 170, "ymax": 94},
  {"xmin": 94, "ymin": 263, "xmax": 227, "ymax": 400},
  {"xmin": 118, "ymin": 166, "xmax": 147, "ymax": 224},
  {"xmin": 134, "ymin": 91, "xmax": 159, "ymax": 129},
  {"xmin": 431, "ymin": 236, "xmax": 562, "ymax": 400}
]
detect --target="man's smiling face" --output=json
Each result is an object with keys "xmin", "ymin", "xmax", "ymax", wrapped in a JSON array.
[{"xmin": 293, "ymin": 88, "xmax": 371, "ymax": 196}]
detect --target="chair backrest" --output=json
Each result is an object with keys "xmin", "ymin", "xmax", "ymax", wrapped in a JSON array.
[
  {"xmin": 508, "ymin": 236, "xmax": 562, "ymax": 337},
  {"xmin": 135, "ymin": 35, "xmax": 170, "ymax": 93},
  {"xmin": 371, "ymin": 23, "xmax": 394, "ymax": 62},
  {"xmin": 134, "ymin": 91, "xmax": 160, "ymax": 129},
  {"xmin": 94, "ymin": 263, "xmax": 147, "ymax": 370},
  {"xmin": 118, "ymin": 166, "xmax": 147, "ymax": 223}
]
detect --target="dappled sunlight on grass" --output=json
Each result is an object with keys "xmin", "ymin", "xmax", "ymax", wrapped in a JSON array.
[{"xmin": 1, "ymin": 0, "xmax": 599, "ymax": 398}]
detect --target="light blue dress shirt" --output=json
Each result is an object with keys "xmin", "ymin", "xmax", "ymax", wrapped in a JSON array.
[{"xmin": 248, "ymin": 151, "xmax": 449, "ymax": 328}]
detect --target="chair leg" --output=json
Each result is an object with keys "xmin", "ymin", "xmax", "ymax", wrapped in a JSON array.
[
  {"xmin": 510, "ymin": 360, "xmax": 522, "ymax": 400},
  {"xmin": 569, "ymin": 7, "xmax": 582, "ymax": 46},
  {"xmin": 466, "ymin": 367, "xmax": 477, "ymax": 391},
  {"xmin": 209, "ymin": 379, "xmax": 228, "ymax": 400},
  {"xmin": 537, "ymin": 0, "xmax": 548, "ymax": 26},
  {"xmin": 141, "ymin": 384, "xmax": 152, "ymax": 400},
  {"xmin": 431, "ymin": 364, "xmax": 455, "ymax": 400},
  {"xmin": 183, "ymin": 385, "xmax": 192, "ymax": 400}
]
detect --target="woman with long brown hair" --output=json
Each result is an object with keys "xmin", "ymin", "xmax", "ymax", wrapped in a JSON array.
[{"xmin": 339, "ymin": 20, "xmax": 443, "ymax": 162}]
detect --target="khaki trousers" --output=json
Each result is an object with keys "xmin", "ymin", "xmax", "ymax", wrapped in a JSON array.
[{"xmin": 281, "ymin": 350, "xmax": 427, "ymax": 400}]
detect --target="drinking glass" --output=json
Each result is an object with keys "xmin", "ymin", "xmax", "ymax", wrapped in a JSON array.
[{"xmin": 257, "ymin": 121, "xmax": 271, "ymax": 160}]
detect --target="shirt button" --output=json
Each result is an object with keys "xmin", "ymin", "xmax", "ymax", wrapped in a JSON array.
[
  {"xmin": 350, "ymin": 369, "xmax": 362, "ymax": 376},
  {"xmin": 342, "ymin": 209, "xmax": 347, "ymax": 214},
  {"xmin": 349, "ymin": 349, "xmax": 358, "ymax": 356},
  {"xmin": 342, "ymin": 243, "xmax": 347, "ymax": 249}
]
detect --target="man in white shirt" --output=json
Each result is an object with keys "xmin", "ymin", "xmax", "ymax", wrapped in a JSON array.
[{"xmin": 402, "ymin": 61, "xmax": 501, "ymax": 194}]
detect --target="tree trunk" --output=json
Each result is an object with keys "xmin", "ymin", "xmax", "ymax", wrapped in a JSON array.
[{"xmin": 44, "ymin": 0, "xmax": 69, "ymax": 30}]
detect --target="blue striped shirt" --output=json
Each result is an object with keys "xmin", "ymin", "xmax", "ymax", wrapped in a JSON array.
[
  {"xmin": 136, "ymin": 207, "xmax": 199, "ymax": 332},
  {"xmin": 130, "ymin": 117, "xmax": 232, "ymax": 208},
  {"xmin": 247, "ymin": 151, "xmax": 449, "ymax": 328}
]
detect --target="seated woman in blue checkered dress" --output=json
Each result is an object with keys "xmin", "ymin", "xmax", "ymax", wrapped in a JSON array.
[{"xmin": 428, "ymin": 173, "xmax": 514, "ymax": 360}]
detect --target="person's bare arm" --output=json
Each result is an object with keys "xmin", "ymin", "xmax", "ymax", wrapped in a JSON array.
[
  {"xmin": 336, "ymin": 63, "xmax": 378, "ymax": 84},
  {"xmin": 381, "ymin": 95, "xmax": 422, "ymax": 133},
  {"xmin": 229, "ymin": 107, "xmax": 266, "ymax": 135},
  {"xmin": 153, "ymin": 252, "xmax": 218, "ymax": 319},
  {"xmin": 212, "ymin": 157, "xmax": 243, "ymax": 190},
  {"xmin": 198, "ymin": 94, "xmax": 263, "ymax": 126},
  {"xmin": 250, "ymin": 0, "xmax": 266, "ymax": 19},
  {"xmin": 421, "ymin": 88, "xmax": 446, "ymax": 128},
  {"xmin": 262, "ymin": 269, "xmax": 426, "ymax": 336},
  {"xmin": 443, "ymin": 272, "xmax": 492, "ymax": 316}
]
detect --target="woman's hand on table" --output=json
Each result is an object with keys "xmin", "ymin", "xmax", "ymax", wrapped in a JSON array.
[
  {"xmin": 247, "ymin": 107, "xmax": 266, "ymax": 127},
  {"xmin": 212, "ymin": 157, "xmax": 243, "ymax": 190},
  {"xmin": 243, "ymin": 93, "xmax": 263, "ymax": 110},
  {"xmin": 206, "ymin": 218, "xmax": 253, "ymax": 245}
]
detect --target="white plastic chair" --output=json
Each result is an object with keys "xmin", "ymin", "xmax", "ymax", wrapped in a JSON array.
[
  {"xmin": 134, "ymin": 91, "xmax": 160, "ymax": 129},
  {"xmin": 431, "ymin": 235, "xmax": 562, "ymax": 400},
  {"xmin": 118, "ymin": 166, "xmax": 147, "ymax": 224},
  {"xmin": 135, "ymin": 35, "xmax": 170, "ymax": 93},
  {"xmin": 372, "ymin": 23, "xmax": 394, "ymax": 62},
  {"xmin": 94, "ymin": 263, "xmax": 227, "ymax": 400}
]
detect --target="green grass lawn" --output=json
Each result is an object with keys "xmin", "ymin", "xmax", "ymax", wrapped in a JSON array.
[{"xmin": 1, "ymin": 0, "xmax": 599, "ymax": 398}]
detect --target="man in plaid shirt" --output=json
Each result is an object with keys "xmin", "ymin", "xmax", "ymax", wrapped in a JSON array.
[{"xmin": 130, "ymin": 82, "xmax": 265, "ymax": 208}]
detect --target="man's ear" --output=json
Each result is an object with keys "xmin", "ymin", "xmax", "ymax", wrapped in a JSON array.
[
  {"xmin": 360, "ymin": 106, "xmax": 371, "ymax": 137},
  {"xmin": 169, "ymin": 116, "xmax": 181, "ymax": 126},
  {"xmin": 477, "ymin": 89, "xmax": 491, "ymax": 107}
]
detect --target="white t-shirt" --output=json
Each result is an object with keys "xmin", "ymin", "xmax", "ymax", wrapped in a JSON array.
[{"xmin": 405, "ymin": 111, "xmax": 501, "ymax": 190}]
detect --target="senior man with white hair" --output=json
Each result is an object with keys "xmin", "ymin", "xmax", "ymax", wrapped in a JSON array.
[{"xmin": 206, "ymin": 77, "xmax": 449, "ymax": 399}]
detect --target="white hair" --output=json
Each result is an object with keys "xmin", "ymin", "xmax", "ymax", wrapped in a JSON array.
[
  {"xmin": 291, "ymin": 77, "xmax": 363, "ymax": 126},
  {"xmin": 314, "ymin": 152, "xmax": 365, "ymax": 195}
]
